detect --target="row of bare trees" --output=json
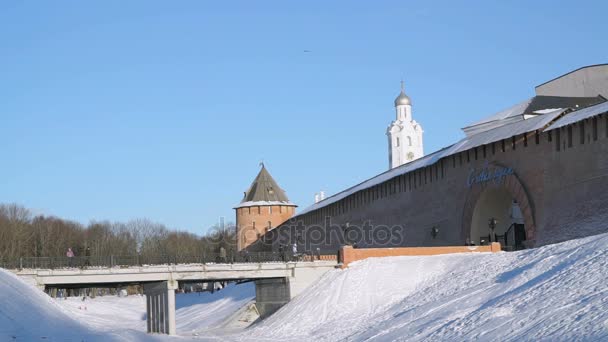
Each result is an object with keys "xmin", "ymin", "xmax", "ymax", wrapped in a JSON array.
[{"xmin": 0, "ymin": 203, "xmax": 235, "ymax": 262}]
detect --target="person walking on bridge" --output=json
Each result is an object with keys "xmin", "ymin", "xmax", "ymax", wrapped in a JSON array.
[
  {"xmin": 84, "ymin": 246, "xmax": 91, "ymax": 267},
  {"xmin": 219, "ymin": 246, "xmax": 227, "ymax": 264},
  {"xmin": 291, "ymin": 242, "xmax": 298, "ymax": 261},
  {"xmin": 66, "ymin": 247, "xmax": 75, "ymax": 267}
]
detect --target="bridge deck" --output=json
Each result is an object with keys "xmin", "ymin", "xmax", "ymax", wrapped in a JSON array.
[{"xmin": 12, "ymin": 261, "xmax": 338, "ymax": 286}]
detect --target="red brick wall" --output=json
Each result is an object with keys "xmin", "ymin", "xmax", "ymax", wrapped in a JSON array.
[
  {"xmin": 340, "ymin": 243, "xmax": 501, "ymax": 268},
  {"xmin": 236, "ymin": 205, "xmax": 295, "ymax": 251}
]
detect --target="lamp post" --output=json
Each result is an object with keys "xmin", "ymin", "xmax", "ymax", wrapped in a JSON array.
[
  {"xmin": 488, "ymin": 217, "xmax": 498, "ymax": 243},
  {"xmin": 430, "ymin": 226, "xmax": 439, "ymax": 239},
  {"xmin": 343, "ymin": 222, "xmax": 352, "ymax": 246}
]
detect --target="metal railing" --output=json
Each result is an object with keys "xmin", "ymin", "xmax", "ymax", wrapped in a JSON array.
[{"xmin": 1, "ymin": 250, "xmax": 339, "ymax": 270}]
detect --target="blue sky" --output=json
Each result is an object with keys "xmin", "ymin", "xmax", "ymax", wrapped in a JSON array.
[{"xmin": 1, "ymin": 0, "xmax": 606, "ymax": 234}]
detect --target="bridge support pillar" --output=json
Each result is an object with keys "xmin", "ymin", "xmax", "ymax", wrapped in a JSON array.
[
  {"xmin": 143, "ymin": 280, "xmax": 177, "ymax": 335},
  {"xmin": 255, "ymin": 278, "xmax": 291, "ymax": 318}
]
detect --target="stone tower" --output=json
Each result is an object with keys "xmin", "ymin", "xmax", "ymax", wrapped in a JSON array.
[
  {"xmin": 234, "ymin": 164, "xmax": 297, "ymax": 251},
  {"xmin": 387, "ymin": 81, "xmax": 424, "ymax": 169}
]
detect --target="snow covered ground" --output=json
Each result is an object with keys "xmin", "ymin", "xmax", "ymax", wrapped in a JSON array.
[
  {"xmin": 0, "ymin": 267, "xmax": 143, "ymax": 341},
  {"xmin": 0, "ymin": 266, "xmax": 254, "ymax": 342},
  {"xmin": 1, "ymin": 233, "xmax": 607, "ymax": 341},
  {"xmin": 56, "ymin": 282, "xmax": 255, "ymax": 338},
  {"xmin": 244, "ymin": 233, "xmax": 608, "ymax": 341}
]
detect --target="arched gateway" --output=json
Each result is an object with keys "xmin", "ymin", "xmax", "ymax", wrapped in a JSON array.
[{"xmin": 461, "ymin": 162, "xmax": 536, "ymax": 250}]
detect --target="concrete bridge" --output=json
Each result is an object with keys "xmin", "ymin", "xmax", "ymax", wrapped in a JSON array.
[{"xmin": 12, "ymin": 260, "xmax": 338, "ymax": 335}]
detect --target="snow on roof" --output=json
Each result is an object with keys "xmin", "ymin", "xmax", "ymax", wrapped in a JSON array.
[
  {"xmin": 297, "ymin": 96, "xmax": 605, "ymax": 218},
  {"xmin": 462, "ymin": 96, "xmax": 604, "ymax": 137},
  {"xmin": 454, "ymin": 108, "xmax": 566, "ymax": 153},
  {"xmin": 235, "ymin": 200, "xmax": 297, "ymax": 209},
  {"xmin": 533, "ymin": 108, "xmax": 562, "ymax": 114},
  {"xmin": 544, "ymin": 101, "xmax": 608, "ymax": 131},
  {"xmin": 298, "ymin": 146, "xmax": 457, "ymax": 215},
  {"xmin": 298, "ymin": 108, "xmax": 567, "ymax": 216},
  {"xmin": 465, "ymin": 98, "xmax": 532, "ymax": 129}
]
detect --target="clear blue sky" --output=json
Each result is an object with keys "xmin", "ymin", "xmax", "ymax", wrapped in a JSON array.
[{"xmin": 1, "ymin": 0, "xmax": 606, "ymax": 234}]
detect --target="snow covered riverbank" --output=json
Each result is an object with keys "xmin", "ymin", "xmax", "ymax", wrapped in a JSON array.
[
  {"xmin": 244, "ymin": 233, "xmax": 608, "ymax": 341},
  {"xmin": 55, "ymin": 282, "xmax": 255, "ymax": 338},
  {"xmin": 1, "ymin": 233, "xmax": 607, "ymax": 341}
]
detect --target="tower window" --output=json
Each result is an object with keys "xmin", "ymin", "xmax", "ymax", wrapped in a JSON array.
[
  {"xmin": 396, "ymin": 137, "xmax": 400, "ymax": 147},
  {"xmin": 269, "ymin": 206, "xmax": 272, "ymax": 214},
  {"xmin": 407, "ymin": 136, "xmax": 412, "ymax": 146}
]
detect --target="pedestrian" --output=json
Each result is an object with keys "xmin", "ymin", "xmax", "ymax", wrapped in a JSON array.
[
  {"xmin": 84, "ymin": 246, "xmax": 91, "ymax": 267},
  {"xmin": 242, "ymin": 250, "xmax": 250, "ymax": 263},
  {"xmin": 66, "ymin": 247, "xmax": 75, "ymax": 267},
  {"xmin": 291, "ymin": 242, "xmax": 298, "ymax": 261},
  {"xmin": 219, "ymin": 246, "xmax": 227, "ymax": 264}
]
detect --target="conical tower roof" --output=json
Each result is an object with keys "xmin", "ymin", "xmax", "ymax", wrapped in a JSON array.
[{"xmin": 235, "ymin": 164, "xmax": 296, "ymax": 208}]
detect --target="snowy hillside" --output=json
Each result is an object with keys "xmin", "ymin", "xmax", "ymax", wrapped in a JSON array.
[
  {"xmin": 0, "ymin": 267, "xmax": 129, "ymax": 341},
  {"xmin": 0, "ymin": 234, "xmax": 606, "ymax": 341},
  {"xmin": 0, "ymin": 262, "xmax": 254, "ymax": 341},
  {"xmin": 244, "ymin": 233, "xmax": 608, "ymax": 341}
]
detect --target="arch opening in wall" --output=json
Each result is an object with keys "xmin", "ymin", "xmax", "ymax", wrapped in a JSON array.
[
  {"xmin": 468, "ymin": 188, "xmax": 527, "ymax": 250},
  {"xmin": 461, "ymin": 164, "xmax": 536, "ymax": 250}
]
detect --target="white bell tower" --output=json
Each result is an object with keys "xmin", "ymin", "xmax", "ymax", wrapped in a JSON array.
[{"xmin": 387, "ymin": 81, "xmax": 424, "ymax": 169}]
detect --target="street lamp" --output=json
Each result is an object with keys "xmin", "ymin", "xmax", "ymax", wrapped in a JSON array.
[
  {"xmin": 430, "ymin": 226, "xmax": 439, "ymax": 239},
  {"xmin": 488, "ymin": 217, "xmax": 498, "ymax": 243}
]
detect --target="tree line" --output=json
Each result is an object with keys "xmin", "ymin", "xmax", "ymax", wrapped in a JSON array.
[{"xmin": 0, "ymin": 203, "xmax": 236, "ymax": 262}]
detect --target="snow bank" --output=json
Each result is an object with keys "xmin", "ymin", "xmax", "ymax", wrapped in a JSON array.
[
  {"xmin": 175, "ymin": 282, "xmax": 255, "ymax": 334},
  {"xmin": 243, "ymin": 233, "xmax": 608, "ymax": 341},
  {"xmin": 0, "ymin": 263, "xmax": 254, "ymax": 341},
  {"xmin": 0, "ymin": 268, "xmax": 125, "ymax": 341}
]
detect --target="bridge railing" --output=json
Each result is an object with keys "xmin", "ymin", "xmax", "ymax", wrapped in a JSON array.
[{"xmin": 2, "ymin": 251, "xmax": 338, "ymax": 270}]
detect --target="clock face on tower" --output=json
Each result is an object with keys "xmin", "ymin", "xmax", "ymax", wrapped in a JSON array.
[{"xmin": 407, "ymin": 152, "xmax": 415, "ymax": 161}]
